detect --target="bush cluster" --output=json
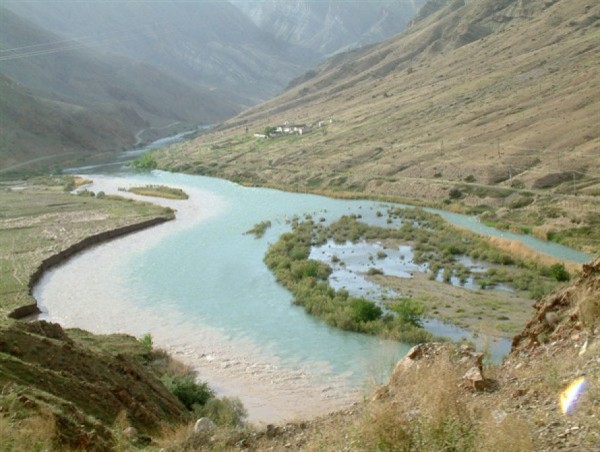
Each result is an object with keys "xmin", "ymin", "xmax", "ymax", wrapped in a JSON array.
[
  {"xmin": 144, "ymin": 342, "xmax": 247, "ymax": 427},
  {"xmin": 161, "ymin": 375, "xmax": 214, "ymax": 410},
  {"xmin": 264, "ymin": 218, "xmax": 431, "ymax": 343},
  {"xmin": 131, "ymin": 153, "xmax": 158, "ymax": 171}
]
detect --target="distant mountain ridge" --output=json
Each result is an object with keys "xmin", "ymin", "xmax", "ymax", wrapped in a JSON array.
[
  {"xmin": 231, "ymin": 0, "xmax": 426, "ymax": 56},
  {"xmin": 3, "ymin": 0, "xmax": 318, "ymax": 109}
]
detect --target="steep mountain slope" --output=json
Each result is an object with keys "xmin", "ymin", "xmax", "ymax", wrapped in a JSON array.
[
  {"xmin": 157, "ymin": 0, "xmax": 599, "ymax": 250},
  {"xmin": 231, "ymin": 0, "xmax": 426, "ymax": 56},
  {"xmin": 3, "ymin": 0, "xmax": 318, "ymax": 109},
  {"xmin": 0, "ymin": 7, "xmax": 238, "ymax": 170},
  {"xmin": 0, "ymin": 75, "xmax": 137, "ymax": 170}
]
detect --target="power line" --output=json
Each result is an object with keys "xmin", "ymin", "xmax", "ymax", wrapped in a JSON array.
[{"xmin": 0, "ymin": 22, "xmax": 163, "ymax": 62}]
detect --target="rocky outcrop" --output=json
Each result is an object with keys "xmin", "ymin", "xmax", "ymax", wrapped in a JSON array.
[
  {"xmin": 232, "ymin": 0, "xmax": 426, "ymax": 56},
  {"xmin": 373, "ymin": 342, "xmax": 488, "ymax": 401},
  {"xmin": 0, "ymin": 321, "xmax": 189, "ymax": 449},
  {"xmin": 512, "ymin": 257, "xmax": 600, "ymax": 351}
]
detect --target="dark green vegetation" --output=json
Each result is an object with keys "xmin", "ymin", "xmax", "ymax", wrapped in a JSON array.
[
  {"xmin": 265, "ymin": 207, "xmax": 570, "ymax": 342},
  {"xmin": 126, "ymin": 185, "xmax": 189, "ymax": 201},
  {"xmin": 148, "ymin": 346, "xmax": 246, "ymax": 428},
  {"xmin": 244, "ymin": 220, "xmax": 272, "ymax": 239},
  {"xmin": 131, "ymin": 154, "xmax": 158, "ymax": 172}
]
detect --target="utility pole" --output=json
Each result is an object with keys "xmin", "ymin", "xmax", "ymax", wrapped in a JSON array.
[{"xmin": 508, "ymin": 166, "xmax": 512, "ymax": 186}]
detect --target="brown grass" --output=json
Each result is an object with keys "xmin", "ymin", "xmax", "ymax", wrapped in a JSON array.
[
  {"xmin": 576, "ymin": 287, "xmax": 600, "ymax": 329},
  {"xmin": 486, "ymin": 236, "xmax": 582, "ymax": 273},
  {"xmin": 0, "ymin": 411, "xmax": 56, "ymax": 451},
  {"xmin": 345, "ymin": 353, "xmax": 532, "ymax": 451}
]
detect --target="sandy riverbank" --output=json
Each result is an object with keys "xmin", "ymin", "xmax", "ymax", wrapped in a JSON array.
[{"xmin": 33, "ymin": 175, "xmax": 363, "ymax": 424}]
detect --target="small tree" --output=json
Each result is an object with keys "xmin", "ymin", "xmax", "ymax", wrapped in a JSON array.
[
  {"xmin": 392, "ymin": 298, "xmax": 425, "ymax": 327},
  {"xmin": 550, "ymin": 263, "xmax": 570, "ymax": 282},
  {"xmin": 132, "ymin": 153, "xmax": 157, "ymax": 171},
  {"xmin": 161, "ymin": 375, "xmax": 214, "ymax": 410},
  {"xmin": 352, "ymin": 299, "xmax": 383, "ymax": 323},
  {"xmin": 264, "ymin": 126, "xmax": 277, "ymax": 137}
]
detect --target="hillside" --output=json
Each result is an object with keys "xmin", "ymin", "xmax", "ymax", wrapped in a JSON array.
[
  {"xmin": 0, "ymin": 7, "xmax": 242, "ymax": 171},
  {"xmin": 0, "ymin": 178, "xmax": 186, "ymax": 448},
  {"xmin": 0, "ymin": 75, "xmax": 135, "ymax": 170},
  {"xmin": 156, "ymin": 0, "xmax": 600, "ymax": 253},
  {"xmin": 3, "ymin": 0, "xmax": 318, "ymax": 110},
  {"xmin": 231, "ymin": 0, "xmax": 426, "ymax": 56}
]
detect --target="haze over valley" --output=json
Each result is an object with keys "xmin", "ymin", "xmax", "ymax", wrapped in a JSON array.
[
  {"xmin": 0, "ymin": 0, "xmax": 598, "ymax": 450},
  {"xmin": 1, "ymin": 0, "xmax": 421, "ymax": 170}
]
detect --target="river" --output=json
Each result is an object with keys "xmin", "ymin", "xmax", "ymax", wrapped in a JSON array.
[{"xmin": 33, "ymin": 170, "xmax": 592, "ymax": 424}]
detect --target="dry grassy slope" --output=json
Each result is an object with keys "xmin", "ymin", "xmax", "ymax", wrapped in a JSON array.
[
  {"xmin": 157, "ymin": 0, "xmax": 599, "ymax": 236},
  {"xmin": 0, "ymin": 322, "xmax": 189, "ymax": 450}
]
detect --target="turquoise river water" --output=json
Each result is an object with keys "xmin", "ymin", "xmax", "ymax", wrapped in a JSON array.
[{"xmin": 34, "ymin": 171, "xmax": 592, "ymax": 423}]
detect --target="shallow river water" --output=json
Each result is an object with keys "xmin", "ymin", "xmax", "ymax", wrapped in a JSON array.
[{"xmin": 34, "ymin": 171, "xmax": 591, "ymax": 423}]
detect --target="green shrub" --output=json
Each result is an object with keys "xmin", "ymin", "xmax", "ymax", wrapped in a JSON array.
[
  {"xmin": 448, "ymin": 188, "xmax": 463, "ymax": 199},
  {"xmin": 391, "ymin": 298, "xmax": 425, "ymax": 327},
  {"xmin": 139, "ymin": 333, "xmax": 153, "ymax": 352},
  {"xmin": 245, "ymin": 220, "xmax": 272, "ymax": 238},
  {"xmin": 550, "ymin": 263, "xmax": 570, "ymax": 282},
  {"xmin": 351, "ymin": 299, "xmax": 383, "ymax": 322},
  {"xmin": 367, "ymin": 267, "xmax": 384, "ymax": 275},
  {"xmin": 376, "ymin": 250, "xmax": 388, "ymax": 259},
  {"xmin": 509, "ymin": 196, "xmax": 533, "ymax": 209},
  {"xmin": 132, "ymin": 153, "xmax": 157, "ymax": 171},
  {"xmin": 302, "ymin": 260, "xmax": 331, "ymax": 279},
  {"xmin": 161, "ymin": 375, "xmax": 214, "ymax": 410}
]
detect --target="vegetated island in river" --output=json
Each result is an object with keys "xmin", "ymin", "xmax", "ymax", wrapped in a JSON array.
[
  {"xmin": 263, "ymin": 207, "xmax": 574, "ymax": 342},
  {"xmin": 122, "ymin": 184, "xmax": 189, "ymax": 200}
]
